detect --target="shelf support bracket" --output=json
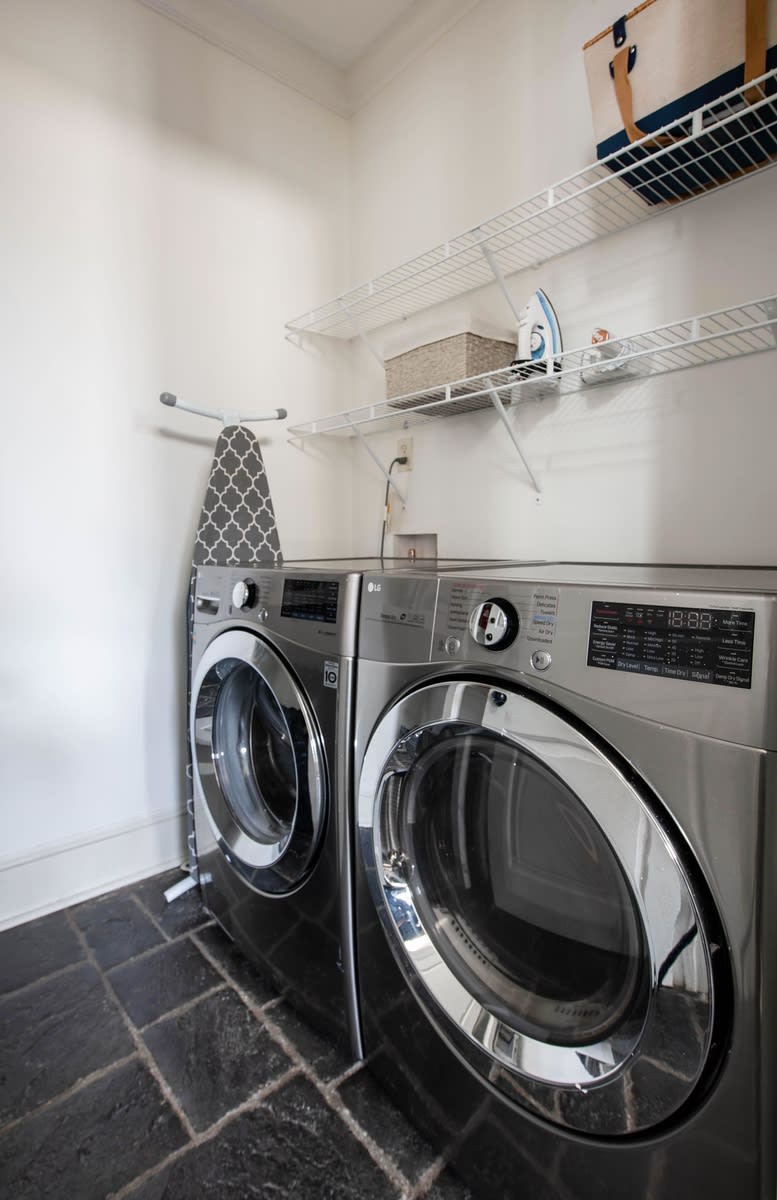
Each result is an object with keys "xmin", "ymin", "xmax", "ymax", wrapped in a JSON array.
[
  {"xmin": 764, "ymin": 299, "xmax": 777, "ymax": 345},
  {"xmin": 480, "ymin": 242, "xmax": 522, "ymax": 326},
  {"xmin": 485, "ymin": 379, "xmax": 542, "ymax": 495},
  {"xmin": 338, "ymin": 302, "xmax": 385, "ymax": 368},
  {"xmin": 350, "ymin": 424, "xmax": 406, "ymax": 504}
]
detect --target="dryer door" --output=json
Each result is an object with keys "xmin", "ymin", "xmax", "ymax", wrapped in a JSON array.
[
  {"xmin": 192, "ymin": 629, "xmax": 325, "ymax": 895},
  {"xmin": 358, "ymin": 678, "xmax": 726, "ymax": 1136}
]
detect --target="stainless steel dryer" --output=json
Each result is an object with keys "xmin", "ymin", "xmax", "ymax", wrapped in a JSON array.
[
  {"xmin": 190, "ymin": 562, "xmax": 364, "ymax": 1055},
  {"xmin": 354, "ymin": 563, "xmax": 777, "ymax": 1199}
]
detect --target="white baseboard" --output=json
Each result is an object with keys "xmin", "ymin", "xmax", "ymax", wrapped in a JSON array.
[{"xmin": 0, "ymin": 808, "xmax": 189, "ymax": 931}]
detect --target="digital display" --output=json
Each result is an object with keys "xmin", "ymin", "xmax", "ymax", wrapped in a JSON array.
[
  {"xmin": 587, "ymin": 600, "xmax": 754, "ymax": 689},
  {"xmin": 281, "ymin": 578, "xmax": 339, "ymax": 624},
  {"xmin": 668, "ymin": 609, "xmax": 713, "ymax": 631}
]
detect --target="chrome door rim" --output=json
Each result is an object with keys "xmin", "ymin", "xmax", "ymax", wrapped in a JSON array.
[
  {"xmin": 358, "ymin": 679, "xmax": 718, "ymax": 1135},
  {"xmin": 192, "ymin": 629, "xmax": 325, "ymax": 892}
]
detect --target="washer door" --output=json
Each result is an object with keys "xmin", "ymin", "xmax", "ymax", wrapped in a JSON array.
[
  {"xmin": 358, "ymin": 679, "xmax": 724, "ymax": 1136},
  {"xmin": 192, "ymin": 629, "xmax": 325, "ymax": 895}
]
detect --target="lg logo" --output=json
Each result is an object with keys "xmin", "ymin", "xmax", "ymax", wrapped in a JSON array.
[
  {"xmin": 323, "ymin": 661, "xmax": 339, "ymax": 689},
  {"xmin": 367, "ymin": 581, "xmax": 382, "ymax": 593}
]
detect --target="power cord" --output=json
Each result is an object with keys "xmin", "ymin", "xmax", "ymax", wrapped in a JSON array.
[{"xmin": 379, "ymin": 455, "xmax": 408, "ymax": 559}]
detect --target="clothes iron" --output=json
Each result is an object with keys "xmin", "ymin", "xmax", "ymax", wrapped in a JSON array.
[{"xmin": 512, "ymin": 289, "xmax": 563, "ymax": 380}]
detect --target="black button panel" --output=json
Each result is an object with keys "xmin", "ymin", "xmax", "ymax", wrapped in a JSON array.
[
  {"xmin": 280, "ymin": 578, "xmax": 340, "ymax": 624},
  {"xmin": 587, "ymin": 600, "xmax": 755, "ymax": 689}
]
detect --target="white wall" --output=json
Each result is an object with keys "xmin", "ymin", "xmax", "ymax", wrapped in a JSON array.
[
  {"xmin": 347, "ymin": 0, "xmax": 777, "ymax": 564},
  {"xmin": 0, "ymin": 0, "xmax": 351, "ymax": 927},
  {"xmin": 3, "ymin": 0, "xmax": 775, "ymax": 928}
]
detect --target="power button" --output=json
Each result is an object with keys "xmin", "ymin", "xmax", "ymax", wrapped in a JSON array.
[{"xmin": 531, "ymin": 650, "xmax": 552, "ymax": 672}]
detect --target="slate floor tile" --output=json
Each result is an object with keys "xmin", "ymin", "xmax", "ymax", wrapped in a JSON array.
[
  {"xmin": 108, "ymin": 937, "xmax": 223, "ymax": 1028},
  {"xmin": 193, "ymin": 923, "xmax": 278, "ymax": 1007},
  {"xmin": 142, "ymin": 988, "xmax": 293, "ymax": 1131},
  {"xmin": 0, "ymin": 909, "xmax": 86, "ymax": 996},
  {"xmin": 337, "ymin": 1068, "xmax": 438, "ymax": 1184},
  {"xmin": 423, "ymin": 1170, "xmax": 475, "ymax": 1200},
  {"xmin": 71, "ymin": 895, "xmax": 165, "ymax": 969},
  {"xmin": 268, "ymin": 1000, "xmax": 351, "ymax": 1083},
  {"xmin": 0, "ymin": 962, "xmax": 134, "ymax": 1123},
  {"xmin": 0, "ymin": 1058, "xmax": 187, "ymax": 1200},
  {"xmin": 132, "ymin": 870, "xmax": 210, "ymax": 939},
  {"xmin": 124, "ymin": 1076, "xmax": 399, "ymax": 1200}
]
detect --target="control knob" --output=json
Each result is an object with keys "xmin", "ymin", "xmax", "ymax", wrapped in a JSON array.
[
  {"xmin": 469, "ymin": 598, "xmax": 519, "ymax": 650},
  {"xmin": 232, "ymin": 578, "xmax": 257, "ymax": 611}
]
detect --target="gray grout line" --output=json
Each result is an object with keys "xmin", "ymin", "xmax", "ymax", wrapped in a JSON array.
[
  {"xmin": 129, "ymin": 890, "xmax": 216, "ymax": 947},
  {"xmin": 190, "ymin": 928, "xmax": 411, "ymax": 1196},
  {"xmin": 189, "ymin": 930, "xmax": 284, "ymax": 1015},
  {"xmin": 0, "ymin": 955, "xmax": 89, "ymax": 1004},
  {"xmin": 4, "ymin": 881, "xmax": 439, "ymax": 1198},
  {"xmin": 249, "ymin": 1002, "xmax": 411, "ymax": 1196},
  {"xmin": 129, "ymin": 891, "xmax": 173, "ymax": 942},
  {"xmin": 327, "ymin": 1056, "xmax": 367, "ymax": 1091},
  {"xmin": 104, "ymin": 933, "xmax": 196, "ymax": 976},
  {"xmin": 26, "ymin": 887, "xmax": 437, "ymax": 1200},
  {"xmin": 0, "ymin": 1052, "xmax": 139, "ymax": 1137},
  {"xmin": 63, "ymin": 908, "xmax": 200, "ymax": 1143},
  {"xmin": 107, "ymin": 1064, "xmax": 302, "ymax": 1200},
  {"xmin": 138, "ymin": 981, "xmax": 228, "ymax": 1032},
  {"xmin": 406, "ymin": 1154, "xmax": 448, "ymax": 1200}
]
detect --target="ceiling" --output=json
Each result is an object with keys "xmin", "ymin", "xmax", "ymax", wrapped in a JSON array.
[{"xmin": 230, "ymin": 0, "xmax": 420, "ymax": 69}]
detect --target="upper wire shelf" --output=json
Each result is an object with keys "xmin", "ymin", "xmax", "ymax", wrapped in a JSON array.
[
  {"xmin": 286, "ymin": 295, "xmax": 777, "ymax": 439},
  {"xmin": 286, "ymin": 69, "xmax": 777, "ymax": 340}
]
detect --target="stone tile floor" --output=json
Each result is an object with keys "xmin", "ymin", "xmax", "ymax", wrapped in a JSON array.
[{"xmin": 0, "ymin": 870, "xmax": 472, "ymax": 1200}]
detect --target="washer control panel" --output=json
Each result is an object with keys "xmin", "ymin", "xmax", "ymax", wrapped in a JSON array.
[{"xmin": 193, "ymin": 565, "xmax": 361, "ymax": 658}]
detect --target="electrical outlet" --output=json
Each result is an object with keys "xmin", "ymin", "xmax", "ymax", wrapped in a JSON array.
[{"xmin": 396, "ymin": 437, "xmax": 413, "ymax": 471}]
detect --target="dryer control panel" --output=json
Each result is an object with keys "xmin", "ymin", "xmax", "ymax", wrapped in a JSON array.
[{"xmin": 587, "ymin": 599, "xmax": 755, "ymax": 689}]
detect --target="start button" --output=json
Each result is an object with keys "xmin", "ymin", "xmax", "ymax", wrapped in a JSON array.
[{"xmin": 531, "ymin": 650, "xmax": 552, "ymax": 672}]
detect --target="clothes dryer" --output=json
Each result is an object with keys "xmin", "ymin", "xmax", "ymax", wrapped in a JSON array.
[{"xmin": 354, "ymin": 563, "xmax": 777, "ymax": 1199}]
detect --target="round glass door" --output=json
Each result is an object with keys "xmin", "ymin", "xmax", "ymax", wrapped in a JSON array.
[
  {"xmin": 192, "ymin": 630, "xmax": 325, "ymax": 895},
  {"xmin": 358, "ymin": 679, "xmax": 722, "ymax": 1135}
]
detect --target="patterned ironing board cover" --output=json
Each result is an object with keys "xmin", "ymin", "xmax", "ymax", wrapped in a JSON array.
[{"xmin": 185, "ymin": 426, "xmax": 282, "ymax": 877}]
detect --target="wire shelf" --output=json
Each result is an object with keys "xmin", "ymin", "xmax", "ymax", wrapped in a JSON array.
[
  {"xmin": 286, "ymin": 295, "xmax": 777, "ymax": 439},
  {"xmin": 286, "ymin": 70, "xmax": 777, "ymax": 340}
]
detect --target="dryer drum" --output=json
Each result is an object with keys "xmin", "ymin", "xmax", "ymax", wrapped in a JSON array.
[
  {"xmin": 397, "ymin": 727, "xmax": 650, "ymax": 1050},
  {"xmin": 360, "ymin": 678, "xmax": 723, "ymax": 1136}
]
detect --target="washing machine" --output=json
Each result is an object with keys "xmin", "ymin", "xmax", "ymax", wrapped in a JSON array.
[
  {"xmin": 353, "ymin": 563, "xmax": 777, "ymax": 1199},
  {"xmin": 190, "ymin": 561, "xmax": 367, "ymax": 1055}
]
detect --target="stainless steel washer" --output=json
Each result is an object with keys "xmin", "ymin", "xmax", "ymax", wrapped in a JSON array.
[
  {"xmin": 190, "ymin": 562, "xmax": 363, "ymax": 1055},
  {"xmin": 353, "ymin": 563, "xmax": 777, "ymax": 1199}
]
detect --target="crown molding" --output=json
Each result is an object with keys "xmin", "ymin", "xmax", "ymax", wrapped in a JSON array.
[
  {"xmin": 346, "ymin": 0, "xmax": 483, "ymax": 114},
  {"xmin": 136, "ymin": 0, "xmax": 350, "ymax": 116}
]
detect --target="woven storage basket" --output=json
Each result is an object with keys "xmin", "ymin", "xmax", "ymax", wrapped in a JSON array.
[{"xmin": 386, "ymin": 329, "xmax": 516, "ymax": 416}]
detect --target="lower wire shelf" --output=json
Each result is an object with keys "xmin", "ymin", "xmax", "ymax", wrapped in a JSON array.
[{"xmin": 286, "ymin": 294, "xmax": 777, "ymax": 442}]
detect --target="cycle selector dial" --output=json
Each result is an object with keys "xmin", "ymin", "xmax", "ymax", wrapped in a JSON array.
[
  {"xmin": 469, "ymin": 598, "xmax": 519, "ymax": 650},
  {"xmin": 232, "ymin": 579, "xmax": 257, "ymax": 611}
]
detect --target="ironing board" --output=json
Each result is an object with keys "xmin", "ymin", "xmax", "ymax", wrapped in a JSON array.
[{"xmin": 185, "ymin": 424, "xmax": 282, "ymax": 878}]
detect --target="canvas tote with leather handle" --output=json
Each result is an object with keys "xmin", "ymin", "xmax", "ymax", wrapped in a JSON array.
[{"xmin": 583, "ymin": 0, "xmax": 777, "ymax": 203}]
